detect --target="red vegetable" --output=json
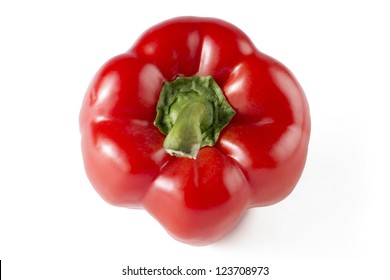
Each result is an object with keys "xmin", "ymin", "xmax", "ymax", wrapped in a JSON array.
[{"xmin": 80, "ymin": 17, "xmax": 310, "ymax": 245}]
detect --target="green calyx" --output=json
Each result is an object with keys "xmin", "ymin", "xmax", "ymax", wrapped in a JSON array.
[{"xmin": 154, "ymin": 75, "xmax": 235, "ymax": 159}]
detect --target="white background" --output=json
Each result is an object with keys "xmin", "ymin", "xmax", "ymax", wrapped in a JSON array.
[{"xmin": 1, "ymin": 0, "xmax": 389, "ymax": 279}]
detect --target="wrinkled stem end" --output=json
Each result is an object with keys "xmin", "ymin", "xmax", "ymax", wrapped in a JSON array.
[{"xmin": 164, "ymin": 138, "xmax": 201, "ymax": 159}]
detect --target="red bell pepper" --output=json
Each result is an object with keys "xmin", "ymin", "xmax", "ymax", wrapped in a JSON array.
[{"xmin": 79, "ymin": 17, "xmax": 310, "ymax": 246}]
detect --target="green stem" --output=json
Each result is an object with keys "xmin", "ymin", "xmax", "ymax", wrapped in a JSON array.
[
  {"xmin": 163, "ymin": 102, "xmax": 209, "ymax": 159},
  {"xmin": 154, "ymin": 75, "xmax": 235, "ymax": 159}
]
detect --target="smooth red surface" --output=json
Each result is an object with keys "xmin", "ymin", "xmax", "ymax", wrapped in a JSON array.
[{"xmin": 80, "ymin": 17, "xmax": 310, "ymax": 245}]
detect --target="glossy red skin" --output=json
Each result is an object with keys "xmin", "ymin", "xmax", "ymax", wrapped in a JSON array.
[{"xmin": 80, "ymin": 17, "xmax": 310, "ymax": 246}]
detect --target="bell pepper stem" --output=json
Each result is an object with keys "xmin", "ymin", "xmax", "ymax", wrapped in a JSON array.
[
  {"xmin": 154, "ymin": 75, "xmax": 235, "ymax": 159},
  {"xmin": 163, "ymin": 102, "xmax": 207, "ymax": 159}
]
